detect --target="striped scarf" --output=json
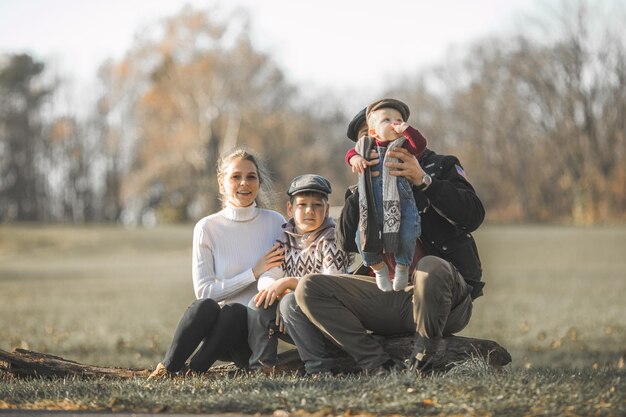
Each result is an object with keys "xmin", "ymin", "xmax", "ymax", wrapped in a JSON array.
[{"xmin": 355, "ymin": 136, "xmax": 405, "ymax": 254}]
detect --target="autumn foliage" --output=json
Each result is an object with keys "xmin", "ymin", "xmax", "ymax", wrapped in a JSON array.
[{"xmin": 1, "ymin": 3, "xmax": 625, "ymax": 224}]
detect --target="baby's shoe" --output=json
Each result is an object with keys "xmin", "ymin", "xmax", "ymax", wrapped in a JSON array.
[
  {"xmin": 393, "ymin": 264, "xmax": 409, "ymax": 291},
  {"xmin": 373, "ymin": 264, "xmax": 393, "ymax": 292}
]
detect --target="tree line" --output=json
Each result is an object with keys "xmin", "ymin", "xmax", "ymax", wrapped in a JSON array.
[{"xmin": 1, "ymin": 2, "xmax": 624, "ymax": 225}]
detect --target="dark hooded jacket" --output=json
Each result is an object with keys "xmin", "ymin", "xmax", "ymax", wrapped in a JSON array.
[{"xmin": 338, "ymin": 148, "xmax": 485, "ymax": 299}]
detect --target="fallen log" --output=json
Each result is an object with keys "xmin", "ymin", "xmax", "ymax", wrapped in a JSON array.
[
  {"xmin": 1, "ymin": 334, "xmax": 510, "ymax": 379},
  {"xmin": 0, "ymin": 348, "xmax": 150, "ymax": 379},
  {"xmin": 213, "ymin": 334, "xmax": 511, "ymax": 375}
]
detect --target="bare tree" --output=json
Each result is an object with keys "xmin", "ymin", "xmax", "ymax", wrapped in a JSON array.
[
  {"xmin": 0, "ymin": 54, "xmax": 52, "ymax": 221},
  {"xmin": 509, "ymin": 0, "xmax": 626, "ymax": 223},
  {"xmin": 387, "ymin": 0, "xmax": 626, "ymax": 224}
]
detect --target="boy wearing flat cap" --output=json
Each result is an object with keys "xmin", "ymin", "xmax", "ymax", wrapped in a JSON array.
[
  {"xmin": 247, "ymin": 174, "xmax": 347, "ymax": 374},
  {"xmin": 345, "ymin": 98, "xmax": 427, "ymax": 292}
]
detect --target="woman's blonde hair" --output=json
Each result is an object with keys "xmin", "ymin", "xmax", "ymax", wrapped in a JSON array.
[{"xmin": 216, "ymin": 147, "xmax": 274, "ymax": 208}]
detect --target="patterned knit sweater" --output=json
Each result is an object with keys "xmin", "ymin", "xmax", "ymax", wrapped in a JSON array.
[{"xmin": 257, "ymin": 217, "xmax": 348, "ymax": 290}]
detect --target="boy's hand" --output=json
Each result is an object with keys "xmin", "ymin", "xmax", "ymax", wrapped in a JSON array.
[
  {"xmin": 275, "ymin": 304, "xmax": 286, "ymax": 334},
  {"xmin": 254, "ymin": 287, "xmax": 280, "ymax": 308},
  {"xmin": 392, "ymin": 121, "xmax": 410, "ymax": 134},
  {"xmin": 252, "ymin": 243, "xmax": 284, "ymax": 279},
  {"xmin": 349, "ymin": 155, "xmax": 369, "ymax": 174},
  {"xmin": 254, "ymin": 277, "xmax": 296, "ymax": 308}
]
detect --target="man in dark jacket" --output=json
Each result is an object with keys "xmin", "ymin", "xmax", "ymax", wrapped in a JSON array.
[{"xmin": 292, "ymin": 107, "xmax": 486, "ymax": 374}]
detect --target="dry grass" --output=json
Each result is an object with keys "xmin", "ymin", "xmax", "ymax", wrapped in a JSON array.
[
  {"xmin": 0, "ymin": 224, "xmax": 193, "ymax": 368},
  {"xmin": 469, "ymin": 224, "xmax": 626, "ymax": 369},
  {"xmin": 1, "ymin": 368, "xmax": 623, "ymax": 416},
  {"xmin": 0, "ymin": 223, "xmax": 625, "ymax": 415}
]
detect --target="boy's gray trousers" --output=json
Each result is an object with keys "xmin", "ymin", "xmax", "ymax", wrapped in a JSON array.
[
  {"xmin": 247, "ymin": 300, "xmax": 288, "ymax": 369},
  {"xmin": 292, "ymin": 255, "xmax": 474, "ymax": 371},
  {"xmin": 247, "ymin": 293, "xmax": 334, "ymax": 374}
]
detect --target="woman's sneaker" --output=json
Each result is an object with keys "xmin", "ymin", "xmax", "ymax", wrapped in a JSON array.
[{"xmin": 147, "ymin": 363, "xmax": 172, "ymax": 380}]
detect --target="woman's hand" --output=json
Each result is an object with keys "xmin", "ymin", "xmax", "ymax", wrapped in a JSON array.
[
  {"xmin": 385, "ymin": 147, "xmax": 426, "ymax": 185},
  {"xmin": 252, "ymin": 243, "xmax": 284, "ymax": 279}
]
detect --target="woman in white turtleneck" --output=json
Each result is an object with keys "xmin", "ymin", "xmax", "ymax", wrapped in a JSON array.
[{"xmin": 149, "ymin": 148, "xmax": 285, "ymax": 378}]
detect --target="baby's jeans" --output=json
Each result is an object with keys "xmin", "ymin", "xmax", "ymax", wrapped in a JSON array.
[{"xmin": 356, "ymin": 146, "xmax": 420, "ymax": 267}]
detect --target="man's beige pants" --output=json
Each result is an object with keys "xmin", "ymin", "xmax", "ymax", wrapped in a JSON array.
[{"xmin": 294, "ymin": 255, "xmax": 473, "ymax": 370}]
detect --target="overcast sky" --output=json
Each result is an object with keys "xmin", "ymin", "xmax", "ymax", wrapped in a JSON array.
[{"xmin": 0, "ymin": 0, "xmax": 539, "ymax": 110}]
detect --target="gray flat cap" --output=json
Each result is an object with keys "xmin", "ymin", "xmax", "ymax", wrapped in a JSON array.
[
  {"xmin": 287, "ymin": 174, "xmax": 332, "ymax": 197},
  {"xmin": 366, "ymin": 98, "xmax": 410, "ymax": 122}
]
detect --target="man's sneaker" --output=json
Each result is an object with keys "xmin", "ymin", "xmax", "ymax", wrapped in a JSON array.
[
  {"xmin": 307, "ymin": 369, "xmax": 333, "ymax": 379},
  {"xmin": 249, "ymin": 361, "xmax": 277, "ymax": 376},
  {"xmin": 368, "ymin": 358, "xmax": 404, "ymax": 376},
  {"xmin": 147, "ymin": 363, "xmax": 172, "ymax": 380},
  {"xmin": 409, "ymin": 335, "xmax": 447, "ymax": 375}
]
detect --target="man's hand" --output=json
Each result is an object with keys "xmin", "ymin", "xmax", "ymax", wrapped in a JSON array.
[
  {"xmin": 252, "ymin": 243, "xmax": 284, "ymax": 279},
  {"xmin": 385, "ymin": 147, "xmax": 426, "ymax": 186}
]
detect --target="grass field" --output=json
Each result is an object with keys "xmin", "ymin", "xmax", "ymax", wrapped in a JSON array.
[{"xmin": 1, "ymin": 223, "xmax": 625, "ymax": 415}]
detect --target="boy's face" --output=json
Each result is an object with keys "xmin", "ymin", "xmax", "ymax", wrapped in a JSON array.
[
  {"xmin": 368, "ymin": 108, "xmax": 404, "ymax": 142},
  {"xmin": 287, "ymin": 194, "xmax": 329, "ymax": 234}
]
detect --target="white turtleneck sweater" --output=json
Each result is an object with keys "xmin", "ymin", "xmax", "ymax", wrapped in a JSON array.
[{"xmin": 192, "ymin": 202, "xmax": 285, "ymax": 306}]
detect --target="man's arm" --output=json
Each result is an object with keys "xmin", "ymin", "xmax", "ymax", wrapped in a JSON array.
[{"xmin": 386, "ymin": 148, "xmax": 485, "ymax": 232}]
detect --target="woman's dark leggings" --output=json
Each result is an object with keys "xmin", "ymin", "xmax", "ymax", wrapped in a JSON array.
[{"xmin": 161, "ymin": 299, "xmax": 251, "ymax": 372}]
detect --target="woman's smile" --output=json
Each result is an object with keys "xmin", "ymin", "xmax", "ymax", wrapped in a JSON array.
[{"xmin": 220, "ymin": 158, "xmax": 260, "ymax": 207}]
